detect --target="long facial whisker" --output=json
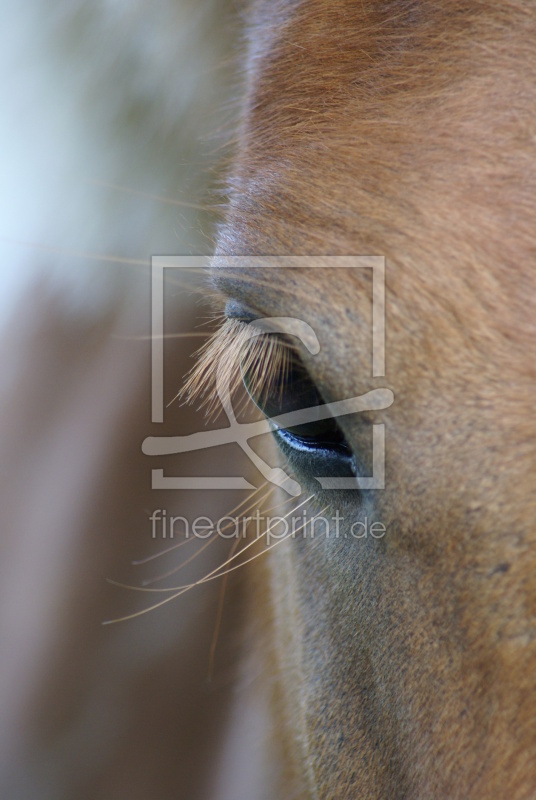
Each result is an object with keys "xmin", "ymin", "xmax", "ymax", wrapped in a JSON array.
[
  {"xmin": 115, "ymin": 310, "xmax": 226, "ymax": 347},
  {"xmin": 206, "ymin": 491, "xmax": 301, "ymax": 678},
  {"xmin": 131, "ymin": 483, "xmax": 269, "ymax": 566},
  {"xmin": 210, "ymin": 504, "xmax": 330, "ymax": 579},
  {"xmin": 86, "ymin": 179, "xmax": 216, "ymax": 212},
  {"xmin": 107, "ymin": 494, "xmax": 314, "ymax": 595},
  {"xmin": 134, "ymin": 493, "xmax": 307, "ymax": 589},
  {"xmin": 192, "ymin": 493, "xmax": 314, "ymax": 582},
  {"xmin": 208, "ymin": 534, "xmax": 242, "ymax": 680},
  {"xmin": 141, "ymin": 534, "xmax": 222, "ymax": 586},
  {"xmin": 114, "ymin": 332, "xmax": 213, "ymax": 341},
  {"xmin": 140, "ymin": 485, "xmax": 276, "ymax": 585},
  {"xmin": 103, "ymin": 497, "xmax": 319, "ymax": 625},
  {"xmin": 0, "ymin": 236, "xmax": 148, "ymax": 267},
  {"xmin": 102, "ymin": 496, "xmax": 312, "ymax": 625}
]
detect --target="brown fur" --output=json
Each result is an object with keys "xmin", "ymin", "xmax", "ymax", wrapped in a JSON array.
[{"xmin": 215, "ymin": 1, "xmax": 536, "ymax": 797}]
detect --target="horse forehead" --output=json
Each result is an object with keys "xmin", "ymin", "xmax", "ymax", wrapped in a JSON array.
[{"xmin": 224, "ymin": 1, "xmax": 536, "ymax": 354}]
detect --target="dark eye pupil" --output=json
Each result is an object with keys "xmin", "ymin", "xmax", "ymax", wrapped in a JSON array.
[{"xmin": 241, "ymin": 341, "xmax": 350, "ymax": 453}]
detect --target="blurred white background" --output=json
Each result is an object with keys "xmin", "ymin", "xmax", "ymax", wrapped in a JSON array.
[{"xmin": 0, "ymin": 3, "xmax": 266, "ymax": 798}]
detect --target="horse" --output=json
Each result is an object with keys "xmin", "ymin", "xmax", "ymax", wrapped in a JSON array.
[
  {"xmin": 2, "ymin": 1, "xmax": 535, "ymax": 798},
  {"xmin": 201, "ymin": 1, "xmax": 536, "ymax": 797}
]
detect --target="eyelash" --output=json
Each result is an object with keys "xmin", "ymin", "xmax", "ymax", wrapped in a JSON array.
[
  {"xmin": 181, "ymin": 317, "xmax": 293, "ymax": 418},
  {"xmin": 181, "ymin": 311, "xmax": 355, "ymax": 473}
]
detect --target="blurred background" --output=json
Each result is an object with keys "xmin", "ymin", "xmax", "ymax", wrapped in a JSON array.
[{"xmin": 0, "ymin": 2, "xmax": 267, "ymax": 798}]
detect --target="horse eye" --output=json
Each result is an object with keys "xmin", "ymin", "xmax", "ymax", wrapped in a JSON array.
[{"xmin": 240, "ymin": 338, "xmax": 352, "ymax": 455}]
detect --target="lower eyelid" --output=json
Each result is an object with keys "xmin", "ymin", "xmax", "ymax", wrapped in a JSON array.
[{"xmin": 275, "ymin": 429, "xmax": 357, "ymax": 480}]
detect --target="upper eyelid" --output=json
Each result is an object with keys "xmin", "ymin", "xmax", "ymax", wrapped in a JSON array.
[
  {"xmin": 207, "ymin": 268, "xmax": 261, "ymax": 319},
  {"xmin": 209, "ymin": 267, "xmax": 249, "ymax": 308},
  {"xmin": 224, "ymin": 299, "xmax": 258, "ymax": 322},
  {"xmin": 210, "ymin": 266, "xmax": 278, "ymax": 320}
]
